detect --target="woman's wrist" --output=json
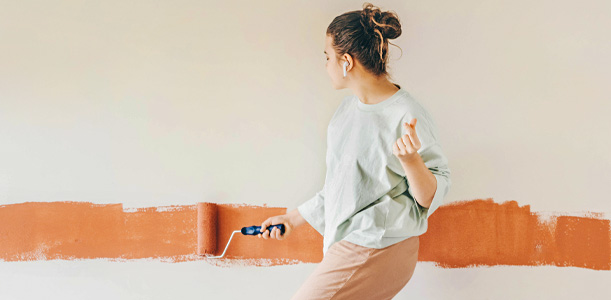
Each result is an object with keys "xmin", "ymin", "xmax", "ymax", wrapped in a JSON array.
[{"xmin": 287, "ymin": 208, "xmax": 306, "ymax": 228}]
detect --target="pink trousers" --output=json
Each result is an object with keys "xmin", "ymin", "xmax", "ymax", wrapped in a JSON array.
[{"xmin": 290, "ymin": 235, "xmax": 419, "ymax": 300}]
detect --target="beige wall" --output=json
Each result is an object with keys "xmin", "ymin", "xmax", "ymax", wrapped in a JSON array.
[{"xmin": 1, "ymin": 0, "xmax": 609, "ymax": 299}]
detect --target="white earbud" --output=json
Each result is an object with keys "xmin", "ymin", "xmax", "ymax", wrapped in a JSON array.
[{"xmin": 343, "ymin": 61, "xmax": 349, "ymax": 77}]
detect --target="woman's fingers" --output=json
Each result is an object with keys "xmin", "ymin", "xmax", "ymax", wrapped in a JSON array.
[
  {"xmin": 261, "ymin": 221, "xmax": 278, "ymax": 240},
  {"xmin": 402, "ymin": 123, "xmax": 415, "ymax": 148},
  {"xmin": 258, "ymin": 216, "xmax": 290, "ymax": 240},
  {"xmin": 393, "ymin": 119, "xmax": 425, "ymax": 162},
  {"xmin": 404, "ymin": 121, "xmax": 422, "ymax": 149},
  {"xmin": 272, "ymin": 227, "xmax": 281, "ymax": 239},
  {"xmin": 260, "ymin": 227, "xmax": 278, "ymax": 240},
  {"xmin": 259, "ymin": 217, "xmax": 273, "ymax": 239},
  {"xmin": 401, "ymin": 134, "xmax": 413, "ymax": 149},
  {"xmin": 262, "ymin": 225, "xmax": 284, "ymax": 240},
  {"xmin": 401, "ymin": 120, "xmax": 422, "ymax": 151}
]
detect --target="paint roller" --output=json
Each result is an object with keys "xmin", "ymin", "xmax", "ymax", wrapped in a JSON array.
[{"xmin": 197, "ymin": 202, "xmax": 285, "ymax": 259}]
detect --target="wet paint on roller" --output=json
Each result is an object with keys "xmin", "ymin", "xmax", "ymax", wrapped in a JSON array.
[
  {"xmin": 0, "ymin": 199, "xmax": 609, "ymax": 270},
  {"xmin": 197, "ymin": 202, "xmax": 217, "ymax": 256},
  {"xmin": 195, "ymin": 202, "xmax": 321, "ymax": 262}
]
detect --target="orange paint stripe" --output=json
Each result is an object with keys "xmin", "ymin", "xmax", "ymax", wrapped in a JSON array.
[
  {"xmin": 0, "ymin": 200, "xmax": 609, "ymax": 270},
  {"xmin": 420, "ymin": 199, "xmax": 610, "ymax": 270},
  {"xmin": 0, "ymin": 201, "xmax": 322, "ymax": 266}
]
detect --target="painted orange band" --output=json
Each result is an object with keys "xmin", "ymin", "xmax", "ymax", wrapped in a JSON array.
[{"xmin": 0, "ymin": 199, "xmax": 608, "ymax": 270}]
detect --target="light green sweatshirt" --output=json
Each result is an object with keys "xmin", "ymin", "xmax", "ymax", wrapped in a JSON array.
[{"xmin": 297, "ymin": 88, "xmax": 451, "ymax": 256}]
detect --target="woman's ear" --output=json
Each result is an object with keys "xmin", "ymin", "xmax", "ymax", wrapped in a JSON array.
[{"xmin": 342, "ymin": 54, "xmax": 353, "ymax": 69}]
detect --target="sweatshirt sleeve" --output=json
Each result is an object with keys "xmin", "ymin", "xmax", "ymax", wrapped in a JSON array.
[
  {"xmin": 401, "ymin": 111, "xmax": 452, "ymax": 220},
  {"xmin": 297, "ymin": 186, "xmax": 326, "ymax": 236}
]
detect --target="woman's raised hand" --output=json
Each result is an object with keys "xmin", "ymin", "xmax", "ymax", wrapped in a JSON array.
[{"xmin": 393, "ymin": 118, "xmax": 422, "ymax": 164}]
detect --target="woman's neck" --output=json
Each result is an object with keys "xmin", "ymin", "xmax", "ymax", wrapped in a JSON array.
[{"xmin": 353, "ymin": 79, "xmax": 401, "ymax": 105}]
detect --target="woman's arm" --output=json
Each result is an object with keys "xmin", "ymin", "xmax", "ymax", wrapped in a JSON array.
[
  {"xmin": 399, "ymin": 155, "xmax": 437, "ymax": 209},
  {"xmin": 393, "ymin": 116, "xmax": 449, "ymax": 212},
  {"xmin": 287, "ymin": 208, "xmax": 307, "ymax": 227}
]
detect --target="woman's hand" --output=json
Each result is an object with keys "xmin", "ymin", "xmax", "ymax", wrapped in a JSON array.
[
  {"xmin": 393, "ymin": 118, "xmax": 422, "ymax": 164},
  {"xmin": 258, "ymin": 213, "xmax": 295, "ymax": 240}
]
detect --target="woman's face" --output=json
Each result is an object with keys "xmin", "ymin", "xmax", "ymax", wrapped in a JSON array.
[{"xmin": 324, "ymin": 35, "xmax": 346, "ymax": 90}]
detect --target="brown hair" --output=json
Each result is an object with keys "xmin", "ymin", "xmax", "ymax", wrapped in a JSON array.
[{"xmin": 326, "ymin": 2, "xmax": 402, "ymax": 86}]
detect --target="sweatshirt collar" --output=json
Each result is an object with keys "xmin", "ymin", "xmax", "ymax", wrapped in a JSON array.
[{"xmin": 356, "ymin": 88, "xmax": 406, "ymax": 112}]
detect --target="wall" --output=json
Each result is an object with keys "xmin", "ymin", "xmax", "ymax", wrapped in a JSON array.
[{"xmin": 1, "ymin": 0, "xmax": 609, "ymax": 299}]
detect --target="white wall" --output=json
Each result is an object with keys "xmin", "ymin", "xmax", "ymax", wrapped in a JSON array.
[{"xmin": 1, "ymin": 0, "xmax": 609, "ymax": 299}]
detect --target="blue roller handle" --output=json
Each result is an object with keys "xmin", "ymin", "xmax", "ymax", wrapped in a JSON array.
[{"xmin": 241, "ymin": 224, "xmax": 285, "ymax": 236}]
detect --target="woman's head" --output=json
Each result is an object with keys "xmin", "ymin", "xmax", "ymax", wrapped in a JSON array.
[{"xmin": 325, "ymin": 2, "xmax": 402, "ymax": 89}]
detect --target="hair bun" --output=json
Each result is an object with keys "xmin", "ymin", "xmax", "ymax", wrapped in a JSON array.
[{"xmin": 360, "ymin": 2, "xmax": 401, "ymax": 40}]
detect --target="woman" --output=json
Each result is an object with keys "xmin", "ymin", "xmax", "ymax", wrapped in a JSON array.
[{"xmin": 258, "ymin": 3, "xmax": 451, "ymax": 299}]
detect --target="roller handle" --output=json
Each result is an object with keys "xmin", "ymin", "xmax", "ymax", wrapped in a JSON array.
[{"xmin": 241, "ymin": 224, "xmax": 285, "ymax": 236}]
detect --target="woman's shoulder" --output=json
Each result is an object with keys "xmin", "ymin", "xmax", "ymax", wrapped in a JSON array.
[
  {"xmin": 393, "ymin": 91, "xmax": 441, "ymax": 139},
  {"xmin": 327, "ymin": 95, "xmax": 355, "ymax": 126},
  {"xmin": 393, "ymin": 91, "xmax": 432, "ymax": 120},
  {"xmin": 340, "ymin": 94, "xmax": 355, "ymax": 108},
  {"xmin": 334, "ymin": 94, "xmax": 356, "ymax": 114}
]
